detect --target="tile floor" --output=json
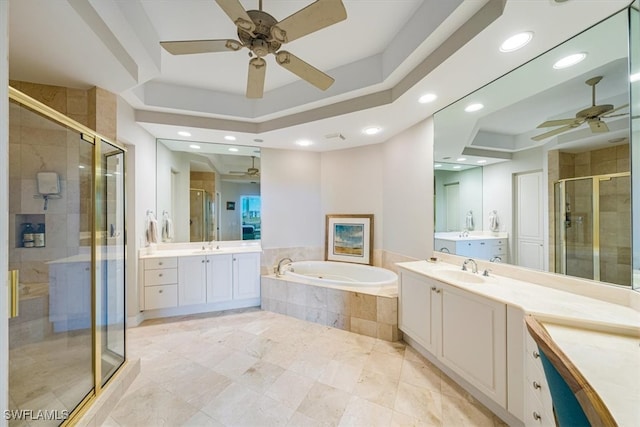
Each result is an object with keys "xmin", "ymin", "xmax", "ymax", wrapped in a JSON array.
[{"xmin": 103, "ymin": 308, "xmax": 507, "ymax": 426}]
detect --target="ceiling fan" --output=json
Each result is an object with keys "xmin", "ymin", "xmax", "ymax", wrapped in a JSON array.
[
  {"xmin": 531, "ymin": 76, "xmax": 629, "ymax": 141},
  {"xmin": 160, "ymin": 0, "xmax": 347, "ymax": 99},
  {"xmin": 230, "ymin": 156, "xmax": 260, "ymax": 176}
]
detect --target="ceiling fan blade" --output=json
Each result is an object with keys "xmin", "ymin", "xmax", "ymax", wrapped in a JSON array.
[
  {"xmin": 271, "ymin": 0, "xmax": 347, "ymax": 43},
  {"xmin": 247, "ymin": 57, "xmax": 267, "ymax": 99},
  {"xmin": 214, "ymin": 0, "xmax": 256, "ymax": 34},
  {"xmin": 531, "ymin": 124, "xmax": 579, "ymax": 141},
  {"xmin": 601, "ymin": 103, "xmax": 629, "ymax": 117},
  {"xmin": 275, "ymin": 51, "xmax": 334, "ymax": 90},
  {"xmin": 588, "ymin": 119, "xmax": 609, "ymax": 133},
  {"xmin": 160, "ymin": 39, "xmax": 242, "ymax": 55},
  {"xmin": 536, "ymin": 118, "xmax": 578, "ymax": 128}
]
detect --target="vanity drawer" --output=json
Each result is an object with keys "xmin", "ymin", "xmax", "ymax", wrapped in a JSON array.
[
  {"xmin": 145, "ymin": 268, "xmax": 178, "ymax": 286},
  {"xmin": 144, "ymin": 284, "xmax": 178, "ymax": 310},
  {"xmin": 144, "ymin": 257, "xmax": 177, "ymax": 270}
]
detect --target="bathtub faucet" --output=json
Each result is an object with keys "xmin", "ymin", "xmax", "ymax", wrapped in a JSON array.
[{"xmin": 275, "ymin": 257, "xmax": 293, "ymax": 277}]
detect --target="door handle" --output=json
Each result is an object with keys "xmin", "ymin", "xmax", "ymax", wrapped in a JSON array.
[{"xmin": 9, "ymin": 270, "xmax": 19, "ymax": 318}]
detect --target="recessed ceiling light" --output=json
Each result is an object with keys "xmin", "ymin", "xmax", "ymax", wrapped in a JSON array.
[
  {"xmin": 434, "ymin": 164, "xmax": 443, "ymax": 168},
  {"xmin": 452, "ymin": 165, "xmax": 462, "ymax": 169},
  {"xmin": 228, "ymin": 147, "xmax": 239, "ymax": 152},
  {"xmin": 477, "ymin": 160, "xmax": 487, "ymax": 164},
  {"xmin": 189, "ymin": 144, "xmax": 201, "ymax": 149},
  {"xmin": 630, "ymin": 72, "xmax": 640, "ymax": 83},
  {"xmin": 296, "ymin": 139, "xmax": 313, "ymax": 147},
  {"xmin": 499, "ymin": 32, "xmax": 533, "ymax": 52},
  {"xmin": 553, "ymin": 52, "xmax": 587, "ymax": 69},
  {"xmin": 363, "ymin": 126, "xmax": 381, "ymax": 135},
  {"xmin": 457, "ymin": 157, "xmax": 467, "ymax": 162},
  {"xmin": 224, "ymin": 135, "xmax": 236, "ymax": 141},
  {"xmin": 464, "ymin": 103, "xmax": 484, "ymax": 112},
  {"xmin": 178, "ymin": 131, "xmax": 191, "ymax": 137},
  {"xmin": 418, "ymin": 93, "xmax": 437, "ymax": 104}
]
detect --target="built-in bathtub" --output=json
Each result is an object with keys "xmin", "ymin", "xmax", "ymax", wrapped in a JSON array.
[{"xmin": 261, "ymin": 261, "xmax": 401, "ymax": 341}]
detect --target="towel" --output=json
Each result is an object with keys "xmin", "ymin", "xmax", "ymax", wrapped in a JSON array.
[
  {"xmin": 489, "ymin": 210, "xmax": 499, "ymax": 232},
  {"xmin": 146, "ymin": 212, "xmax": 159, "ymax": 245},
  {"xmin": 162, "ymin": 215, "xmax": 174, "ymax": 242},
  {"xmin": 465, "ymin": 211, "xmax": 474, "ymax": 231}
]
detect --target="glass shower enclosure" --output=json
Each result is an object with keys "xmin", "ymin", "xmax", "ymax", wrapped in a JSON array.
[
  {"xmin": 7, "ymin": 87, "xmax": 126, "ymax": 424},
  {"xmin": 555, "ymin": 172, "xmax": 631, "ymax": 286}
]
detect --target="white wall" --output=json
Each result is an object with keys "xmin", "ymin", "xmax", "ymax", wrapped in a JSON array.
[
  {"xmin": 156, "ymin": 143, "xmax": 189, "ymax": 242},
  {"xmin": 116, "ymin": 98, "xmax": 156, "ymax": 319},
  {"xmin": 321, "ymin": 145, "xmax": 384, "ymax": 249},
  {"xmin": 482, "ymin": 146, "xmax": 544, "ymax": 260},
  {"xmin": 260, "ymin": 148, "xmax": 322, "ymax": 249},
  {"xmin": 383, "ymin": 118, "xmax": 434, "ymax": 259},
  {"xmin": 1, "ymin": 0, "xmax": 9, "ymax": 420},
  {"xmin": 434, "ymin": 168, "xmax": 483, "ymax": 232}
]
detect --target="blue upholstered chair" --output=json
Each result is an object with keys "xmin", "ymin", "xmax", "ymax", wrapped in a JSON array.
[{"xmin": 524, "ymin": 316, "xmax": 617, "ymax": 427}]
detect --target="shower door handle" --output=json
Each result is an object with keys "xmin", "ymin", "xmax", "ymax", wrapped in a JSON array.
[{"xmin": 9, "ymin": 269, "xmax": 19, "ymax": 318}]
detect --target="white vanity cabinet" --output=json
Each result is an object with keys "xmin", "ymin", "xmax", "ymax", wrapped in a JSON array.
[
  {"xmin": 177, "ymin": 251, "xmax": 260, "ymax": 306},
  {"xmin": 143, "ymin": 257, "xmax": 179, "ymax": 310},
  {"xmin": 523, "ymin": 326, "xmax": 554, "ymax": 427},
  {"xmin": 398, "ymin": 267, "xmax": 507, "ymax": 407},
  {"xmin": 435, "ymin": 237, "xmax": 508, "ymax": 262}
]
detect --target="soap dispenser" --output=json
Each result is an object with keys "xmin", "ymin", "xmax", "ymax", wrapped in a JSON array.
[
  {"xmin": 22, "ymin": 223, "xmax": 35, "ymax": 248},
  {"xmin": 34, "ymin": 223, "xmax": 45, "ymax": 247}
]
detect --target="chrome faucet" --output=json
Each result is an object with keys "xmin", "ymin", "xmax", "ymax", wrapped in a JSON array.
[
  {"xmin": 490, "ymin": 256, "xmax": 502, "ymax": 263},
  {"xmin": 275, "ymin": 257, "xmax": 293, "ymax": 277},
  {"xmin": 462, "ymin": 258, "xmax": 478, "ymax": 274}
]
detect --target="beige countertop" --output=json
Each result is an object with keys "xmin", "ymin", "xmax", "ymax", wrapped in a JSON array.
[
  {"xmin": 139, "ymin": 242, "xmax": 262, "ymax": 260},
  {"xmin": 396, "ymin": 260, "xmax": 640, "ymax": 426}
]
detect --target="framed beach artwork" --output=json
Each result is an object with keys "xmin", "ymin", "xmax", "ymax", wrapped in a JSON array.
[{"xmin": 325, "ymin": 214, "xmax": 373, "ymax": 265}]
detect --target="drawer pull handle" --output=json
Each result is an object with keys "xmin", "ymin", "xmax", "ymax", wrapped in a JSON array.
[
  {"xmin": 159, "ymin": 274, "xmax": 163, "ymax": 277},
  {"xmin": 159, "ymin": 290, "xmax": 163, "ymax": 294},
  {"xmin": 159, "ymin": 262, "xmax": 163, "ymax": 266},
  {"xmin": 533, "ymin": 350, "xmax": 540, "ymax": 359},
  {"xmin": 202, "ymin": 260, "xmax": 205, "ymax": 263},
  {"xmin": 431, "ymin": 286, "xmax": 437, "ymax": 291},
  {"xmin": 533, "ymin": 381, "xmax": 541, "ymax": 390},
  {"xmin": 533, "ymin": 412, "xmax": 541, "ymax": 421}
]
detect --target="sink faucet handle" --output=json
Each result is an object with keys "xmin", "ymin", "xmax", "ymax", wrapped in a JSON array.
[{"xmin": 482, "ymin": 268, "xmax": 491, "ymax": 277}]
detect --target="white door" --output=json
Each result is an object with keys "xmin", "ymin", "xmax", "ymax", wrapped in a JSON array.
[
  {"xmin": 233, "ymin": 252, "xmax": 261, "ymax": 300},
  {"xmin": 515, "ymin": 171, "xmax": 544, "ymax": 270},
  {"xmin": 440, "ymin": 283, "xmax": 507, "ymax": 406},
  {"xmin": 207, "ymin": 254, "xmax": 233, "ymax": 302},
  {"xmin": 178, "ymin": 256, "xmax": 207, "ymax": 305},
  {"xmin": 398, "ymin": 270, "xmax": 436, "ymax": 352}
]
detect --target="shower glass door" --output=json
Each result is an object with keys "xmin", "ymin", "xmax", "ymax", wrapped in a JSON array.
[
  {"xmin": 563, "ymin": 178, "xmax": 594, "ymax": 281},
  {"xmin": 555, "ymin": 173, "xmax": 631, "ymax": 285},
  {"xmin": 8, "ymin": 99, "xmax": 94, "ymax": 423}
]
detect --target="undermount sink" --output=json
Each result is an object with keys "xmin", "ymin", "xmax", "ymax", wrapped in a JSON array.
[{"xmin": 433, "ymin": 269, "xmax": 485, "ymax": 284}]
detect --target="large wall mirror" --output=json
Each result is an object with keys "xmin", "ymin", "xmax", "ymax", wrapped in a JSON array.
[
  {"xmin": 434, "ymin": 3, "xmax": 639, "ymax": 289},
  {"xmin": 156, "ymin": 139, "xmax": 260, "ymax": 243}
]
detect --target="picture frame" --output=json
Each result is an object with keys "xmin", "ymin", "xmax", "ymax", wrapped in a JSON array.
[
  {"xmin": 226, "ymin": 201, "xmax": 235, "ymax": 210},
  {"xmin": 325, "ymin": 214, "xmax": 373, "ymax": 265}
]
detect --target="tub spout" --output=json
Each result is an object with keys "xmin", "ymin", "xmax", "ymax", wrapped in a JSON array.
[{"xmin": 275, "ymin": 257, "xmax": 293, "ymax": 277}]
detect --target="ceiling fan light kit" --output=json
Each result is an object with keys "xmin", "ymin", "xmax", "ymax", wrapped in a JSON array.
[{"xmin": 160, "ymin": 0, "xmax": 347, "ymax": 98}]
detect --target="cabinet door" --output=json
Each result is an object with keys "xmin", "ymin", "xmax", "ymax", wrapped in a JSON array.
[
  {"xmin": 178, "ymin": 256, "xmax": 207, "ymax": 306},
  {"xmin": 233, "ymin": 252, "xmax": 260, "ymax": 300},
  {"xmin": 398, "ymin": 269, "xmax": 436, "ymax": 352},
  {"xmin": 207, "ymin": 254, "xmax": 233, "ymax": 302},
  {"xmin": 439, "ymin": 283, "xmax": 507, "ymax": 406}
]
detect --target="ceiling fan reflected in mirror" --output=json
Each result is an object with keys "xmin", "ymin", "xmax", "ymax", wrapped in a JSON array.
[
  {"xmin": 160, "ymin": 0, "xmax": 347, "ymax": 99},
  {"xmin": 230, "ymin": 156, "xmax": 260, "ymax": 177},
  {"xmin": 531, "ymin": 76, "xmax": 629, "ymax": 141}
]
